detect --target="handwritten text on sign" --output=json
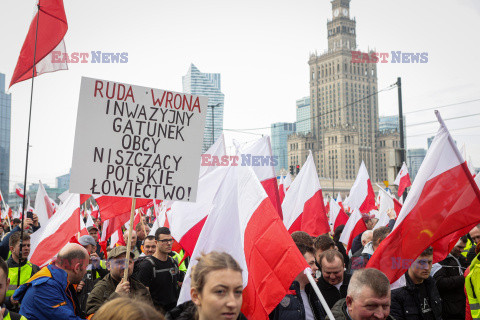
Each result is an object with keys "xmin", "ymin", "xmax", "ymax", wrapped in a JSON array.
[{"xmin": 70, "ymin": 77, "xmax": 208, "ymax": 202}]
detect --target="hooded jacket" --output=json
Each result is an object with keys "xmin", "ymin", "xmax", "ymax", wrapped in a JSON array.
[{"xmin": 13, "ymin": 265, "xmax": 84, "ymax": 320}]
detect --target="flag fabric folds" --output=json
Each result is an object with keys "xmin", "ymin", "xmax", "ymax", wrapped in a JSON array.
[
  {"xmin": 394, "ymin": 162, "xmax": 412, "ymax": 197},
  {"xmin": 29, "ymin": 193, "xmax": 80, "ymax": 266},
  {"xmin": 344, "ymin": 161, "xmax": 376, "ymax": 213},
  {"xmin": 239, "ymin": 136, "xmax": 283, "ymax": 219},
  {"xmin": 10, "ymin": 0, "xmax": 69, "ymax": 87},
  {"xmin": 339, "ymin": 208, "xmax": 367, "ymax": 253},
  {"xmin": 367, "ymin": 113, "xmax": 480, "ymax": 283},
  {"xmin": 329, "ymin": 198, "xmax": 349, "ymax": 232},
  {"xmin": 177, "ymin": 164, "xmax": 308, "ymax": 319},
  {"xmin": 282, "ymin": 151, "xmax": 329, "ymax": 236}
]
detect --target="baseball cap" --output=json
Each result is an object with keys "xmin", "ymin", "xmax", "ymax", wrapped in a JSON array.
[
  {"xmin": 78, "ymin": 235, "xmax": 96, "ymax": 247},
  {"xmin": 87, "ymin": 225, "xmax": 98, "ymax": 232},
  {"xmin": 109, "ymin": 246, "xmax": 135, "ymax": 260}
]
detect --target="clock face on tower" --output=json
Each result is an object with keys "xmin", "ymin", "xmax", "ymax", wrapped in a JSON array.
[
  {"xmin": 342, "ymin": 8, "xmax": 348, "ymax": 16},
  {"xmin": 334, "ymin": 9, "xmax": 339, "ymax": 17}
]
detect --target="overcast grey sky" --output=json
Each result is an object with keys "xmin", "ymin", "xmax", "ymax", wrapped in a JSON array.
[{"xmin": 1, "ymin": 0, "xmax": 479, "ymax": 189}]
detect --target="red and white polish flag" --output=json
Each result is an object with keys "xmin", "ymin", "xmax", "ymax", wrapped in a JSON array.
[
  {"xmin": 168, "ymin": 166, "xmax": 229, "ymax": 256},
  {"xmin": 15, "ymin": 184, "xmax": 24, "ymax": 198},
  {"xmin": 329, "ymin": 198, "xmax": 349, "ymax": 232},
  {"xmin": 344, "ymin": 161, "xmax": 376, "ymax": 213},
  {"xmin": 394, "ymin": 162, "xmax": 412, "ymax": 197},
  {"xmin": 279, "ymin": 173, "xmax": 293, "ymax": 204},
  {"xmin": 177, "ymin": 164, "xmax": 308, "ymax": 319},
  {"xmin": 10, "ymin": 0, "xmax": 69, "ymax": 88},
  {"xmin": 367, "ymin": 112, "xmax": 480, "ymax": 283},
  {"xmin": 239, "ymin": 136, "xmax": 283, "ymax": 219},
  {"xmin": 339, "ymin": 208, "xmax": 367, "ymax": 253},
  {"xmin": 282, "ymin": 151, "xmax": 330, "ymax": 236},
  {"xmin": 29, "ymin": 193, "xmax": 81, "ymax": 266}
]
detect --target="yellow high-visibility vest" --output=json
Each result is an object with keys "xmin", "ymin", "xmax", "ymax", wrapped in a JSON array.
[{"xmin": 7, "ymin": 261, "xmax": 33, "ymax": 298}]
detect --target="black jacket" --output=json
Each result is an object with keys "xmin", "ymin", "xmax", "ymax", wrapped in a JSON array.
[
  {"xmin": 391, "ymin": 273, "xmax": 442, "ymax": 320},
  {"xmin": 165, "ymin": 300, "xmax": 247, "ymax": 320},
  {"xmin": 269, "ymin": 281, "xmax": 326, "ymax": 320},
  {"xmin": 432, "ymin": 254, "xmax": 465, "ymax": 320},
  {"xmin": 317, "ymin": 272, "xmax": 351, "ymax": 309},
  {"xmin": 327, "ymin": 298, "xmax": 396, "ymax": 320},
  {"xmin": 334, "ymin": 240, "xmax": 349, "ymax": 267}
]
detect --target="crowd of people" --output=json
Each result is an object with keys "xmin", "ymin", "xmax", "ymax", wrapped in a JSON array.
[{"xmin": 0, "ymin": 208, "xmax": 478, "ymax": 320}]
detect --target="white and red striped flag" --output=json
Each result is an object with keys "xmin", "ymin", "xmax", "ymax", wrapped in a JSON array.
[
  {"xmin": 394, "ymin": 162, "xmax": 412, "ymax": 197},
  {"xmin": 29, "ymin": 193, "xmax": 81, "ymax": 266},
  {"xmin": 344, "ymin": 161, "xmax": 376, "ymax": 213},
  {"xmin": 282, "ymin": 151, "xmax": 329, "ymax": 236},
  {"xmin": 329, "ymin": 198, "xmax": 349, "ymax": 232},
  {"xmin": 9, "ymin": 0, "xmax": 68, "ymax": 88},
  {"xmin": 278, "ymin": 173, "xmax": 293, "ymax": 204},
  {"xmin": 339, "ymin": 208, "xmax": 367, "ymax": 253},
  {"xmin": 15, "ymin": 184, "xmax": 24, "ymax": 198},
  {"xmin": 178, "ymin": 164, "xmax": 308, "ymax": 319},
  {"xmin": 239, "ymin": 136, "xmax": 283, "ymax": 219},
  {"xmin": 168, "ymin": 166, "xmax": 229, "ymax": 256},
  {"xmin": 367, "ymin": 111, "xmax": 480, "ymax": 283}
]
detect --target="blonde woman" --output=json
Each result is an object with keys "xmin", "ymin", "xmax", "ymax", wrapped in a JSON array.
[{"xmin": 166, "ymin": 251, "xmax": 246, "ymax": 320}]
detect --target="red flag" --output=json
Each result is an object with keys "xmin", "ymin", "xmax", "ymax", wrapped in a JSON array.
[
  {"xmin": 367, "ymin": 113, "xmax": 480, "ymax": 283},
  {"xmin": 344, "ymin": 161, "xmax": 376, "ymax": 213},
  {"xmin": 177, "ymin": 164, "xmax": 308, "ymax": 319},
  {"xmin": 29, "ymin": 193, "xmax": 81, "ymax": 266},
  {"xmin": 339, "ymin": 209, "xmax": 367, "ymax": 253},
  {"xmin": 94, "ymin": 196, "xmax": 150, "ymax": 221},
  {"xmin": 10, "ymin": 0, "xmax": 68, "ymax": 87},
  {"xmin": 100, "ymin": 212, "xmax": 130, "ymax": 243},
  {"xmin": 394, "ymin": 162, "xmax": 412, "ymax": 197},
  {"xmin": 282, "ymin": 151, "xmax": 329, "ymax": 236},
  {"xmin": 90, "ymin": 204, "xmax": 99, "ymax": 220}
]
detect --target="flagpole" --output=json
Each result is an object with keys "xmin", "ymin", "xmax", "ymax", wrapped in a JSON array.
[
  {"xmin": 18, "ymin": 4, "xmax": 40, "ymax": 289},
  {"xmin": 123, "ymin": 198, "xmax": 136, "ymax": 281}
]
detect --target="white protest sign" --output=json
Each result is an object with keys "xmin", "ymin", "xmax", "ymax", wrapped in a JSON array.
[{"xmin": 70, "ymin": 77, "xmax": 208, "ymax": 202}]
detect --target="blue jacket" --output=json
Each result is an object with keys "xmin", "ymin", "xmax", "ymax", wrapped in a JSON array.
[{"xmin": 13, "ymin": 264, "xmax": 84, "ymax": 320}]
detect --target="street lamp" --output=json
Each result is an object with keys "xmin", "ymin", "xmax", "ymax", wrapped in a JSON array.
[{"xmin": 208, "ymin": 103, "xmax": 222, "ymax": 147}]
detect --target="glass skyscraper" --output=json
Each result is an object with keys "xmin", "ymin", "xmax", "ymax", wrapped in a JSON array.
[
  {"xmin": 271, "ymin": 122, "xmax": 296, "ymax": 175},
  {"xmin": 296, "ymin": 96, "xmax": 311, "ymax": 135},
  {"xmin": 182, "ymin": 64, "xmax": 224, "ymax": 153},
  {"xmin": 0, "ymin": 74, "xmax": 11, "ymax": 203},
  {"xmin": 407, "ymin": 148, "xmax": 426, "ymax": 181}
]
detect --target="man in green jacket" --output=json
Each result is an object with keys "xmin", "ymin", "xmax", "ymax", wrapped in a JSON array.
[
  {"xmin": 327, "ymin": 268, "xmax": 394, "ymax": 320},
  {"xmin": 85, "ymin": 246, "xmax": 152, "ymax": 317}
]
